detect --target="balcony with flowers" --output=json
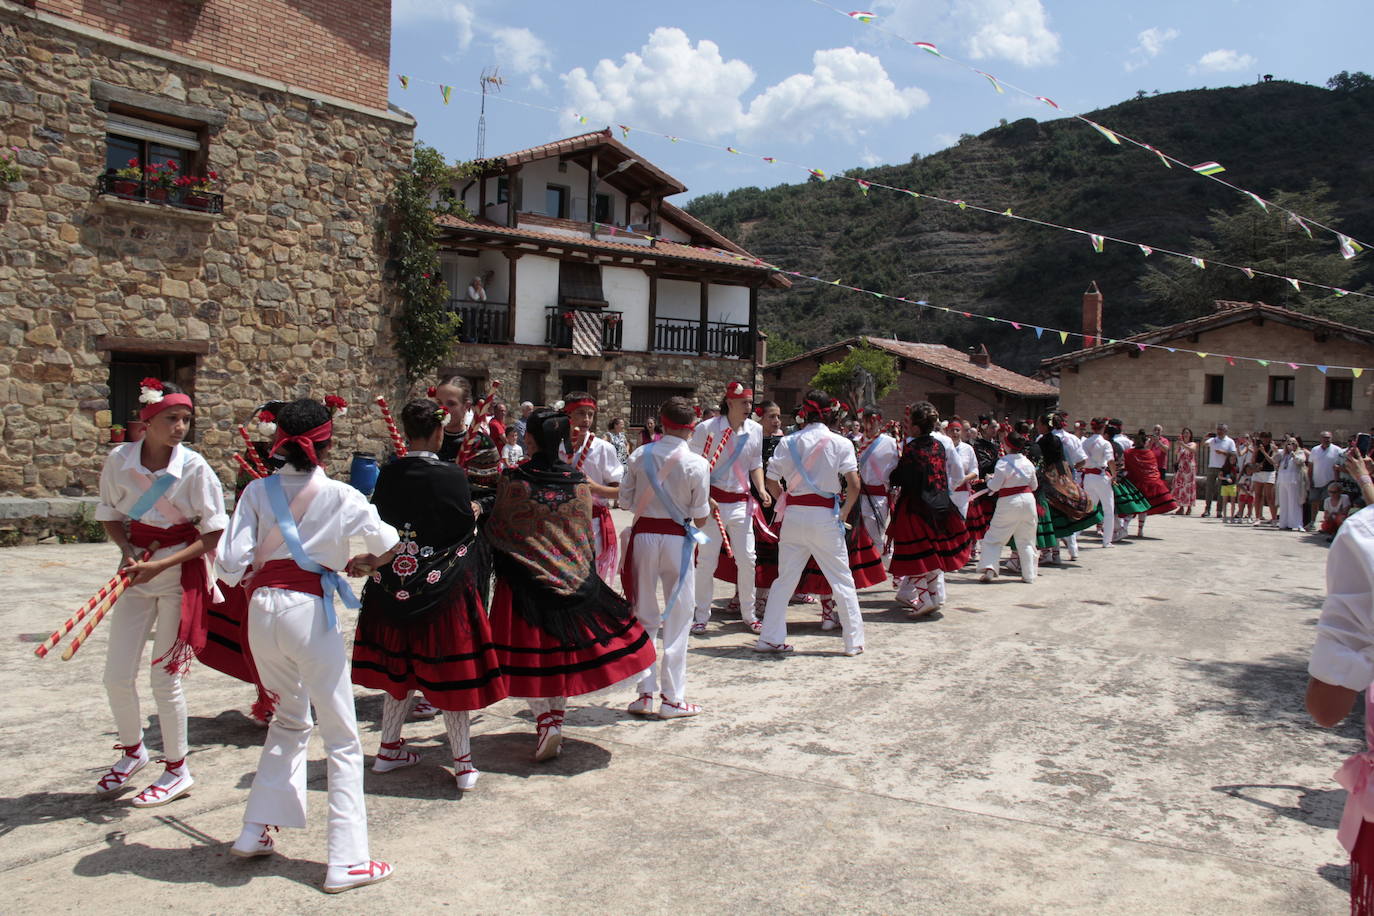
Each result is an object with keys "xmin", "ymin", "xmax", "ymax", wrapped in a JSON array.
[{"xmin": 96, "ymin": 158, "xmax": 224, "ymax": 214}]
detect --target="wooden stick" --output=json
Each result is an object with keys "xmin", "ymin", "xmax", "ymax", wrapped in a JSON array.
[
  {"xmin": 456, "ymin": 380, "xmax": 502, "ymax": 466},
  {"xmin": 234, "ymin": 452, "xmax": 264, "ymax": 480},
  {"xmin": 238, "ymin": 426, "xmax": 268, "ymax": 476},
  {"xmin": 574, "ymin": 429, "xmax": 595, "ymax": 470},
  {"xmin": 35, "ymin": 546, "xmax": 158, "ymax": 658},
  {"xmin": 61, "ymin": 584, "xmax": 127, "ymax": 661},
  {"xmin": 375, "ymin": 396, "xmax": 408, "ymax": 457},
  {"xmin": 703, "ymin": 429, "xmax": 736, "ymax": 559}
]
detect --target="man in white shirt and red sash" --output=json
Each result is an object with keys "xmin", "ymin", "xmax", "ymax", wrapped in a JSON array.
[
  {"xmin": 691, "ymin": 381, "xmax": 769, "ymax": 633},
  {"xmin": 559, "ymin": 391, "xmax": 624, "ymax": 583},
  {"xmin": 856, "ymin": 407, "xmax": 900, "ymax": 565},
  {"xmin": 1081, "ymin": 418, "xmax": 1118, "ymax": 548}
]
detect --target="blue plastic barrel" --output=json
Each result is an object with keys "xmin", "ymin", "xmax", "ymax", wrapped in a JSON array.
[{"xmin": 349, "ymin": 451, "xmax": 379, "ymax": 496}]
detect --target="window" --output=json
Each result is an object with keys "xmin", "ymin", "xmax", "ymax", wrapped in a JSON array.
[
  {"xmin": 497, "ymin": 177, "xmax": 509, "ymax": 204},
  {"xmin": 1269, "ymin": 376, "xmax": 1295, "ymax": 406},
  {"xmin": 1204, "ymin": 374, "xmax": 1225, "ymax": 404},
  {"xmin": 594, "ymin": 193, "xmax": 613, "ymax": 224},
  {"xmin": 545, "ymin": 184, "xmax": 569, "ymax": 219},
  {"xmin": 558, "ymin": 261, "xmax": 605, "ymax": 306},
  {"xmin": 101, "ymin": 110, "xmax": 217, "ymax": 211},
  {"xmin": 559, "ymin": 374, "xmax": 598, "ymax": 400},
  {"xmin": 519, "ymin": 367, "xmax": 546, "ymax": 406},
  {"xmin": 1327, "ymin": 377, "xmax": 1354, "ymax": 410},
  {"xmin": 110, "ymin": 351, "xmax": 198, "ymax": 440},
  {"xmin": 630, "ymin": 385, "xmax": 693, "ymax": 428},
  {"xmin": 927, "ymin": 392, "xmax": 957, "ymax": 419}
]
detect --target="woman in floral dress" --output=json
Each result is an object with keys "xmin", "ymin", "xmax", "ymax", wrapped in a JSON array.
[{"xmin": 1172, "ymin": 427, "xmax": 1198, "ymax": 514}]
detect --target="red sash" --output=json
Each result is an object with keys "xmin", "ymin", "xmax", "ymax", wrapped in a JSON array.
[
  {"xmin": 998, "ymin": 485, "xmax": 1034, "ymax": 497},
  {"xmin": 955, "ymin": 483, "xmax": 973, "ymax": 492},
  {"xmin": 621, "ymin": 516, "xmax": 688, "ymax": 605},
  {"xmin": 130, "ymin": 521, "xmax": 211, "ymax": 676},
  {"xmin": 591, "ymin": 502, "xmax": 617, "ymax": 582},
  {"xmin": 789, "ymin": 493, "xmax": 837, "ymax": 508},
  {"xmin": 860, "ymin": 483, "xmax": 887, "ymax": 496},
  {"xmin": 710, "ymin": 486, "xmax": 749, "ymax": 504},
  {"xmin": 248, "ymin": 558, "xmax": 324, "ymax": 602},
  {"xmin": 1082, "ymin": 467, "xmax": 1105, "ymax": 475}
]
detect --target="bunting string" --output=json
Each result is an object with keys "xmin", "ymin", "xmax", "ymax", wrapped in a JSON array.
[
  {"xmin": 807, "ymin": 0, "xmax": 1373, "ymax": 259},
  {"xmin": 391, "ymin": 73, "xmax": 1371, "ymax": 303}
]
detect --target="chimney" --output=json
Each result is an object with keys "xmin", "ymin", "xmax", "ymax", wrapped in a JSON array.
[
  {"xmin": 1082, "ymin": 281, "xmax": 1103, "ymax": 348},
  {"xmin": 970, "ymin": 344, "xmax": 991, "ymax": 369}
]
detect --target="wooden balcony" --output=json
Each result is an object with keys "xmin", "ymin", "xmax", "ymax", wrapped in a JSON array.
[
  {"xmin": 654, "ymin": 318, "xmax": 751, "ymax": 358},
  {"xmin": 544, "ymin": 306, "xmax": 624, "ymax": 351},
  {"xmin": 448, "ymin": 299, "xmax": 510, "ymax": 343}
]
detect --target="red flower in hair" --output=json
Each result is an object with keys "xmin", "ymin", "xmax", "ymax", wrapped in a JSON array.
[
  {"xmin": 324, "ymin": 395, "xmax": 348, "ymax": 410},
  {"xmin": 140, "ymin": 377, "xmax": 164, "ymax": 391},
  {"xmin": 258, "ymin": 410, "xmax": 276, "ymax": 423},
  {"xmin": 426, "ymin": 386, "xmax": 437, "ymax": 398}
]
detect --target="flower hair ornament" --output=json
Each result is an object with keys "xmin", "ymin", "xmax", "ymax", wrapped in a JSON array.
[
  {"xmin": 426, "ymin": 386, "xmax": 437, "ymax": 398},
  {"xmin": 324, "ymin": 395, "xmax": 348, "ymax": 417},
  {"xmin": 257, "ymin": 409, "xmax": 278, "ymax": 438},
  {"xmin": 138, "ymin": 377, "xmax": 165, "ymax": 405},
  {"xmin": 435, "ymin": 407, "xmax": 451, "ymax": 427}
]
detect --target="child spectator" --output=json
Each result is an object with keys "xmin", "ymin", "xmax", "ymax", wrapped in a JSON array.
[
  {"xmin": 500, "ymin": 426, "xmax": 524, "ymax": 469},
  {"xmin": 1237, "ymin": 459, "xmax": 1255, "ymax": 522},
  {"xmin": 1218, "ymin": 456, "xmax": 1239, "ymax": 523}
]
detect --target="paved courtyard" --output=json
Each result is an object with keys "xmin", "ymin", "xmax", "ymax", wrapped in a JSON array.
[{"xmin": 0, "ymin": 510, "xmax": 1358, "ymax": 914}]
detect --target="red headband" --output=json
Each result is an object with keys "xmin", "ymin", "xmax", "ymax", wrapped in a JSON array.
[
  {"xmin": 725, "ymin": 383, "xmax": 753, "ymax": 400},
  {"xmin": 139, "ymin": 393, "xmax": 194, "ymax": 423},
  {"xmin": 269, "ymin": 420, "xmax": 334, "ymax": 466},
  {"xmin": 660, "ymin": 414, "xmax": 696, "ymax": 431},
  {"xmin": 563, "ymin": 397, "xmax": 597, "ymax": 414}
]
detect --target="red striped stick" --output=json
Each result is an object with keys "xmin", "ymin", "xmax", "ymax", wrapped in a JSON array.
[
  {"xmin": 574, "ymin": 429, "xmax": 595, "ymax": 470},
  {"xmin": 375, "ymin": 396, "xmax": 408, "ymax": 457},
  {"xmin": 234, "ymin": 452, "xmax": 264, "ymax": 480},
  {"xmin": 35, "ymin": 545, "xmax": 156, "ymax": 659},
  {"xmin": 62, "ymin": 585, "xmax": 127, "ymax": 661},
  {"xmin": 237, "ymin": 426, "xmax": 269, "ymax": 477},
  {"xmin": 456, "ymin": 380, "xmax": 502, "ymax": 466},
  {"xmin": 702, "ymin": 429, "xmax": 735, "ymax": 559}
]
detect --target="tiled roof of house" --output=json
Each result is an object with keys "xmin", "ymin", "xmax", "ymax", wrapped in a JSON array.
[
  {"xmin": 486, "ymin": 129, "xmax": 687, "ymax": 195},
  {"xmin": 765, "ymin": 336, "xmax": 1058, "ymax": 398},
  {"xmin": 1040, "ymin": 300, "xmax": 1374, "ymax": 371}
]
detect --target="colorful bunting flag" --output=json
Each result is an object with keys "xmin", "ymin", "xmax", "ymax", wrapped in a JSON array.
[
  {"xmin": 1090, "ymin": 234, "xmax": 1105, "ymax": 253},
  {"xmin": 1257, "ymin": 360, "xmax": 1269, "ymax": 367},
  {"xmin": 1336, "ymin": 289, "xmax": 1351, "ymax": 297},
  {"xmin": 1239, "ymin": 267, "xmax": 1255, "ymax": 279},
  {"xmin": 955, "ymin": 200, "xmax": 966, "ymax": 210},
  {"xmin": 667, "ymin": 136, "xmax": 679, "ymax": 142},
  {"xmin": 1011, "ymin": 322, "xmax": 1021, "ymax": 330},
  {"xmin": 577, "ymin": 114, "xmax": 588, "ymax": 124},
  {"xmin": 1197, "ymin": 352, "xmax": 1208, "ymax": 358},
  {"xmin": 440, "ymin": 85, "xmax": 452, "ymax": 104},
  {"xmin": 398, "ymin": 75, "xmax": 409, "ymax": 89},
  {"xmin": 1085, "ymin": 120, "xmax": 1121, "ymax": 145},
  {"xmin": 1035, "ymin": 96, "xmax": 1059, "ymax": 109},
  {"xmin": 856, "ymin": 179, "xmax": 871, "ymax": 196},
  {"xmin": 1288, "ymin": 277, "xmax": 1301, "ymax": 291},
  {"xmin": 1289, "ymin": 213, "xmax": 1313, "ymax": 238},
  {"xmin": 1339, "ymin": 234, "xmax": 1364, "ymax": 260},
  {"xmin": 976, "ymin": 71, "xmax": 1005, "ymax": 94},
  {"xmin": 1244, "ymin": 191, "xmax": 1268, "ymax": 212},
  {"xmin": 848, "ymin": 11, "xmax": 875, "ymax": 22},
  {"xmin": 905, "ymin": 190, "xmax": 921, "ymax": 199},
  {"xmin": 809, "ymin": 169, "xmax": 827, "ymax": 180},
  {"xmin": 1190, "ymin": 257, "xmax": 1206, "ymax": 270},
  {"xmin": 1139, "ymin": 245, "xmax": 1153, "ymax": 257},
  {"xmin": 1033, "ymin": 327, "xmax": 1044, "ymax": 339},
  {"xmin": 1356, "ymin": 368, "xmax": 1364, "ymax": 378},
  {"xmin": 1287, "ymin": 362, "xmax": 1300, "ymax": 370},
  {"xmin": 1166, "ymin": 348, "xmax": 1176, "ymax": 353},
  {"xmin": 1136, "ymin": 343, "xmax": 1147, "ymax": 352},
  {"xmin": 1192, "ymin": 161, "xmax": 1225, "ymax": 176},
  {"xmin": 1145, "ymin": 145, "xmax": 1171, "ymax": 169},
  {"xmin": 1226, "ymin": 356, "xmax": 1236, "ymax": 366},
  {"xmin": 1002, "ymin": 208, "xmax": 1013, "ymax": 216},
  {"xmin": 913, "ymin": 41, "xmax": 941, "ymax": 56},
  {"xmin": 619, "ymin": 125, "xmax": 631, "ymax": 139},
  {"xmin": 762, "ymin": 156, "xmax": 774, "ymax": 163},
  {"xmin": 1059, "ymin": 330, "xmax": 1068, "ymax": 344},
  {"xmin": 726, "ymin": 146, "xmax": 740, "ymax": 154},
  {"xmin": 1317, "ymin": 365, "xmax": 1329, "ymax": 374}
]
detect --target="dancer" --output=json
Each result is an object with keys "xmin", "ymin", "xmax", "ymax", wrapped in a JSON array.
[
  {"xmin": 1035, "ymin": 414, "xmax": 1100, "ymax": 565},
  {"xmin": 217, "ymin": 397, "xmax": 399, "ymax": 893},
  {"xmin": 92, "ymin": 379, "xmax": 227, "ymax": 806},
  {"xmin": 1107, "ymin": 420, "xmax": 1151, "ymax": 541},
  {"xmin": 349, "ymin": 399, "xmax": 508, "ymax": 791},
  {"xmin": 485, "ymin": 408, "xmax": 657, "ymax": 760},
  {"xmin": 1123, "ymin": 429, "xmax": 1178, "ymax": 536},
  {"xmin": 976, "ymin": 429, "xmax": 1039, "ymax": 583},
  {"xmin": 1081, "ymin": 418, "xmax": 1118, "ymax": 548},
  {"xmin": 559, "ymin": 391, "xmax": 623, "ymax": 583},
  {"xmin": 753, "ymin": 390, "xmax": 866, "ymax": 656},
  {"xmin": 947, "ymin": 419, "xmax": 987, "ymax": 563},
  {"xmin": 888, "ymin": 402, "xmax": 973, "ymax": 615},
  {"xmin": 856, "ymin": 407, "xmax": 901, "ymax": 560},
  {"xmin": 690, "ymin": 382, "xmax": 767, "ymax": 632},
  {"xmin": 1049, "ymin": 413, "xmax": 1089, "ymax": 558},
  {"xmin": 619, "ymin": 396, "xmax": 712, "ymax": 718}
]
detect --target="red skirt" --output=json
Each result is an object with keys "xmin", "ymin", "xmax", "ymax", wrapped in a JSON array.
[
  {"xmin": 714, "ymin": 511, "xmax": 780, "ymax": 588},
  {"xmin": 1128, "ymin": 473, "xmax": 1179, "ymax": 516},
  {"xmin": 888, "ymin": 496, "xmax": 973, "ymax": 577},
  {"xmin": 964, "ymin": 491, "xmax": 994, "ymax": 540},
  {"xmin": 489, "ymin": 580, "xmax": 656, "ymax": 699},
  {"xmin": 351, "ymin": 579, "xmax": 508, "ymax": 712},
  {"xmin": 196, "ymin": 583, "xmax": 274, "ymax": 721},
  {"xmin": 796, "ymin": 515, "xmax": 888, "ymax": 594}
]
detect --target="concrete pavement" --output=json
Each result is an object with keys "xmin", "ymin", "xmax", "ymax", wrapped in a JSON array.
[{"xmin": 0, "ymin": 510, "xmax": 1357, "ymax": 913}]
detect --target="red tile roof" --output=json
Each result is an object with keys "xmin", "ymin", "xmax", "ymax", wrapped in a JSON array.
[
  {"xmin": 765, "ymin": 336, "xmax": 1058, "ymax": 398},
  {"xmin": 487, "ymin": 129, "xmax": 687, "ymax": 195}
]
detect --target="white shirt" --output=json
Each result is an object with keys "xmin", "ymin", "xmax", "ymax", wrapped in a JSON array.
[
  {"xmin": 1309, "ymin": 507, "xmax": 1374, "ymax": 690},
  {"xmin": 500, "ymin": 443, "xmax": 525, "ymax": 466},
  {"xmin": 953, "ymin": 441, "xmax": 977, "ymax": 489},
  {"xmin": 619, "ymin": 437, "xmax": 711, "ymax": 522},
  {"xmin": 1113, "ymin": 434, "xmax": 1134, "ymax": 456},
  {"xmin": 1083, "ymin": 433, "xmax": 1114, "ymax": 471},
  {"xmin": 690, "ymin": 415, "xmax": 763, "ymax": 494},
  {"xmin": 857, "ymin": 433, "xmax": 900, "ymax": 487},
  {"xmin": 767, "ymin": 422, "xmax": 858, "ymax": 497},
  {"xmin": 95, "ymin": 442, "xmax": 229, "ymax": 534},
  {"xmin": 1311, "ymin": 443, "xmax": 1346, "ymax": 488},
  {"xmin": 466, "ymin": 282, "xmax": 487, "ymax": 302},
  {"xmin": 986, "ymin": 453, "xmax": 1038, "ymax": 493},
  {"xmin": 215, "ymin": 466, "xmax": 399, "ymax": 584},
  {"xmin": 1208, "ymin": 435, "xmax": 1237, "ymax": 469},
  {"xmin": 560, "ymin": 434, "xmax": 624, "ymax": 506},
  {"xmin": 1052, "ymin": 428, "xmax": 1087, "ymax": 467}
]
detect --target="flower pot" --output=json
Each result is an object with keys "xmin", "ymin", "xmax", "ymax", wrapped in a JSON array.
[
  {"xmin": 126, "ymin": 419, "xmax": 147, "ymax": 442},
  {"xmin": 146, "ymin": 187, "xmax": 169, "ymax": 204},
  {"xmin": 181, "ymin": 191, "xmax": 211, "ymax": 211},
  {"xmin": 109, "ymin": 429, "xmax": 126, "ymax": 443},
  {"xmin": 113, "ymin": 179, "xmax": 141, "ymax": 200}
]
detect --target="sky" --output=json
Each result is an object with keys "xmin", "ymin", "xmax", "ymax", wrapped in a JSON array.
[{"xmin": 389, "ymin": 0, "xmax": 1373, "ymax": 204}]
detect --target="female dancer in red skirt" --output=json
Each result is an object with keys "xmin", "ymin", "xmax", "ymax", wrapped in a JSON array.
[
  {"xmin": 1123, "ymin": 428, "xmax": 1179, "ymax": 537},
  {"xmin": 484, "ymin": 408, "xmax": 657, "ymax": 761},
  {"xmin": 349, "ymin": 399, "xmax": 508, "ymax": 791},
  {"xmin": 888, "ymin": 401, "xmax": 972, "ymax": 616}
]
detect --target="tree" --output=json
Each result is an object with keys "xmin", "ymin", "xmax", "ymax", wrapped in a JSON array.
[
  {"xmin": 809, "ymin": 341, "xmax": 898, "ymax": 409},
  {"xmin": 1136, "ymin": 182, "xmax": 1370, "ymax": 328},
  {"xmin": 1327, "ymin": 71, "xmax": 1374, "ymax": 92},
  {"xmin": 764, "ymin": 332, "xmax": 805, "ymax": 363}
]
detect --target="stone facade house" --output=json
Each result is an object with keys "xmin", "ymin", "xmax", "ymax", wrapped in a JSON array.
[
  {"xmin": 1040, "ymin": 299, "xmax": 1374, "ymax": 441},
  {"xmin": 761, "ymin": 336, "xmax": 1058, "ymax": 423},
  {"xmin": 431, "ymin": 130, "xmax": 786, "ymax": 426},
  {"xmin": 0, "ymin": 0, "xmax": 413, "ymax": 502}
]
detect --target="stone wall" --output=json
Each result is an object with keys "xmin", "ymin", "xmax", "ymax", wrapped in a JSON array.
[
  {"xmin": 0, "ymin": 9, "xmax": 414, "ymax": 496},
  {"xmin": 1053, "ymin": 318, "xmax": 1374, "ymax": 440}
]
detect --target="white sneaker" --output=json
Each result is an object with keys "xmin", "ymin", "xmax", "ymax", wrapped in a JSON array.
[
  {"xmin": 409, "ymin": 698, "xmax": 439, "ymax": 720},
  {"xmin": 230, "ymin": 823, "xmax": 276, "ymax": 858},
  {"xmin": 324, "ymin": 860, "xmax": 394, "ymax": 894},
  {"xmin": 132, "ymin": 760, "xmax": 193, "ymax": 808},
  {"xmin": 626, "ymin": 693, "xmax": 655, "ymax": 716},
  {"xmin": 96, "ymin": 743, "xmax": 148, "ymax": 796},
  {"xmin": 453, "ymin": 754, "xmax": 479, "ymax": 791},
  {"xmin": 657, "ymin": 697, "xmax": 702, "ymax": 719},
  {"xmin": 372, "ymin": 743, "xmax": 419, "ymax": 773}
]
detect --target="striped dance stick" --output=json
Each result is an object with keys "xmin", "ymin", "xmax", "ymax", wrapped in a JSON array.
[
  {"xmin": 234, "ymin": 452, "xmax": 264, "ymax": 480},
  {"xmin": 703, "ymin": 428, "xmax": 736, "ymax": 559},
  {"xmin": 375, "ymin": 396, "xmax": 408, "ymax": 457},
  {"xmin": 36, "ymin": 544, "xmax": 157, "ymax": 659},
  {"xmin": 238, "ymin": 425, "xmax": 268, "ymax": 476},
  {"xmin": 62, "ymin": 584, "xmax": 128, "ymax": 661}
]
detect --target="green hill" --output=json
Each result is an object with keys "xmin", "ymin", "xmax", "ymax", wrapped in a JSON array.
[{"xmin": 685, "ymin": 81, "xmax": 1374, "ymax": 372}]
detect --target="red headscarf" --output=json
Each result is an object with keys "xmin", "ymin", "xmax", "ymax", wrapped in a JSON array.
[{"xmin": 269, "ymin": 420, "xmax": 333, "ymax": 466}]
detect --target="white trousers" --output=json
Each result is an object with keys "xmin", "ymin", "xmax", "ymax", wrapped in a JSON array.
[
  {"xmin": 244, "ymin": 588, "xmax": 368, "ymax": 868},
  {"xmin": 977, "ymin": 494, "xmax": 1038, "ymax": 583},
  {"xmin": 632, "ymin": 532, "xmax": 696, "ymax": 704},
  {"xmin": 103, "ymin": 561, "xmax": 188, "ymax": 760},
  {"xmin": 760, "ymin": 506, "xmax": 864, "ymax": 652},
  {"xmin": 1082, "ymin": 474, "xmax": 1115, "ymax": 547},
  {"xmin": 694, "ymin": 499, "xmax": 755, "ymax": 623}
]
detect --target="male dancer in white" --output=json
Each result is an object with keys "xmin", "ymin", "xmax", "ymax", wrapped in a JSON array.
[
  {"xmin": 691, "ymin": 382, "xmax": 768, "ymax": 633},
  {"xmin": 619, "ymin": 397, "xmax": 712, "ymax": 718},
  {"xmin": 1050, "ymin": 413, "xmax": 1089, "ymax": 559},
  {"xmin": 1081, "ymin": 418, "xmax": 1118, "ymax": 548},
  {"xmin": 856, "ymin": 407, "xmax": 900, "ymax": 565},
  {"xmin": 559, "ymin": 391, "xmax": 623, "ymax": 582},
  {"xmin": 976, "ymin": 431, "xmax": 1040, "ymax": 583},
  {"xmin": 946, "ymin": 420, "xmax": 980, "ymax": 561},
  {"xmin": 754, "ymin": 390, "xmax": 865, "ymax": 657},
  {"xmin": 1110, "ymin": 418, "xmax": 1136, "ymax": 543}
]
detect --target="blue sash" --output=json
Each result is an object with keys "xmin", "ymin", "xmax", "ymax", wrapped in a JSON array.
[
  {"xmin": 127, "ymin": 472, "xmax": 177, "ymax": 522},
  {"xmin": 262, "ymin": 473, "xmax": 359, "ymax": 630},
  {"xmin": 642, "ymin": 445, "xmax": 709, "ymax": 613},
  {"xmin": 787, "ymin": 435, "xmax": 843, "ymax": 531},
  {"xmin": 710, "ymin": 426, "xmax": 749, "ymax": 487}
]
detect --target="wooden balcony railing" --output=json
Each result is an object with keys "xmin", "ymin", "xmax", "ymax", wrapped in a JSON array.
[
  {"xmin": 448, "ymin": 300, "xmax": 510, "ymax": 343},
  {"xmin": 654, "ymin": 318, "xmax": 751, "ymax": 358},
  {"xmin": 544, "ymin": 306, "xmax": 623, "ymax": 351}
]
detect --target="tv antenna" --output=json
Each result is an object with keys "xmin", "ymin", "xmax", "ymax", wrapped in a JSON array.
[{"xmin": 476, "ymin": 66, "xmax": 504, "ymax": 159}]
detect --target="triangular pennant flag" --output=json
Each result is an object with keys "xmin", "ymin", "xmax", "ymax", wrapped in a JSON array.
[
  {"xmin": 619, "ymin": 124, "xmax": 631, "ymax": 139},
  {"xmin": 1288, "ymin": 277, "xmax": 1301, "ymax": 291},
  {"xmin": 1339, "ymin": 234, "xmax": 1364, "ymax": 259},
  {"xmin": 1139, "ymin": 245, "xmax": 1153, "ymax": 257},
  {"xmin": 440, "ymin": 84, "xmax": 452, "ymax": 104},
  {"xmin": 1226, "ymin": 356, "xmax": 1236, "ymax": 366},
  {"xmin": 1145, "ymin": 145, "xmax": 1171, "ymax": 168},
  {"xmin": 1192, "ymin": 161, "xmax": 1225, "ymax": 176},
  {"xmin": 1244, "ymin": 191, "xmax": 1268, "ymax": 212},
  {"xmin": 962, "ymin": 311, "xmax": 972, "ymax": 318},
  {"xmin": 913, "ymin": 41, "xmax": 941, "ymax": 56},
  {"xmin": 955, "ymin": 200, "xmax": 967, "ymax": 210},
  {"xmin": 1239, "ymin": 267, "xmax": 1255, "ymax": 279},
  {"xmin": 1107, "ymin": 339, "xmax": 1118, "ymax": 346},
  {"xmin": 1287, "ymin": 362, "xmax": 1299, "ymax": 369},
  {"xmin": 1356, "ymin": 368, "xmax": 1364, "ymax": 378},
  {"xmin": 1317, "ymin": 365, "xmax": 1329, "ymax": 374},
  {"xmin": 1059, "ymin": 330, "xmax": 1068, "ymax": 343},
  {"xmin": 1197, "ymin": 352, "xmax": 1208, "ymax": 358},
  {"xmin": 1257, "ymin": 360, "xmax": 1269, "ymax": 366},
  {"xmin": 1033, "ymin": 327, "xmax": 1044, "ymax": 339},
  {"xmin": 905, "ymin": 190, "xmax": 921, "ymax": 199},
  {"xmin": 762, "ymin": 156, "xmax": 774, "ymax": 163},
  {"xmin": 1336, "ymin": 289, "xmax": 1351, "ymax": 297},
  {"xmin": 1002, "ymin": 208, "xmax": 1013, "ymax": 216},
  {"xmin": 1136, "ymin": 343, "xmax": 1147, "ymax": 351},
  {"xmin": 809, "ymin": 169, "xmax": 827, "ymax": 180},
  {"xmin": 976, "ymin": 71, "xmax": 1004, "ymax": 94},
  {"xmin": 668, "ymin": 135, "xmax": 680, "ymax": 142},
  {"xmin": 1086, "ymin": 120, "xmax": 1121, "ymax": 145},
  {"xmin": 1166, "ymin": 347, "xmax": 1176, "ymax": 353},
  {"xmin": 848, "ymin": 11, "xmax": 875, "ymax": 22},
  {"xmin": 856, "ymin": 179, "xmax": 870, "ymax": 196},
  {"xmin": 726, "ymin": 146, "xmax": 740, "ymax": 154},
  {"xmin": 577, "ymin": 114, "xmax": 588, "ymax": 124},
  {"xmin": 1289, "ymin": 213, "xmax": 1313, "ymax": 238},
  {"xmin": 1190, "ymin": 257, "xmax": 1206, "ymax": 269},
  {"xmin": 1090, "ymin": 234, "xmax": 1105, "ymax": 253},
  {"xmin": 1011, "ymin": 321, "xmax": 1021, "ymax": 330},
  {"xmin": 398, "ymin": 75, "xmax": 409, "ymax": 89},
  {"xmin": 1035, "ymin": 96, "xmax": 1059, "ymax": 109}
]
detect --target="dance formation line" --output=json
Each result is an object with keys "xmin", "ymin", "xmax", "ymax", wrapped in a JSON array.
[
  {"xmin": 810, "ymin": 0, "xmax": 1372, "ymax": 258},
  {"xmin": 391, "ymin": 74, "xmax": 1371, "ymax": 304}
]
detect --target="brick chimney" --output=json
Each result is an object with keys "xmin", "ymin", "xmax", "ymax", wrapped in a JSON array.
[
  {"xmin": 1082, "ymin": 281, "xmax": 1103, "ymax": 347},
  {"xmin": 970, "ymin": 344, "xmax": 991, "ymax": 368}
]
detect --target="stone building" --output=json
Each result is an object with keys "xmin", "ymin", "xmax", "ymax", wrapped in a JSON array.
[
  {"xmin": 0, "ymin": 0, "xmax": 413, "ymax": 502},
  {"xmin": 431, "ymin": 130, "xmax": 786, "ymax": 425},
  {"xmin": 761, "ymin": 336, "xmax": 1058, "ymax": 422},
  {"xmin": 1040, "ymin": 299, "xmax": 1374, "ymax": 441}
]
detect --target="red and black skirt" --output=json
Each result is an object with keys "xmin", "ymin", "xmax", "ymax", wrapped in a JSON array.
[
  {"xmin": 963, "ymin": 488, "xmax": 995, "ymax": 541},
  {"xmin": 887, "ymin": 495, "xmax": 973, "ymax": 577},
  {"xmin": 795, "ymin": 513, "xmax": 888, "ymax": 594},
  {"xmin": 489, "ymin": 580, "xmax": 656, "ymax": 699},
  {"xmin": 196, "ymin": 582, "xmax": 275, "ymax": 721},
  {"xmin": 1129, "ymin": 475, "xmax": 1178, "ymax": 516},
  {"xmin": 715, "ymin": 511, "xmax": 781, "ymax": 588}
]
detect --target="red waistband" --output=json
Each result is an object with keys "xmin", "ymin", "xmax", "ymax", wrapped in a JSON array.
[
  {"xmin": 632, "ymin": 517, "xmax": 686, "ymax": 537},
  {"xmin": 592, "ymin": 502, "xmax": 611, "ymax": 518},
  {"xmin": 955, "ymin": 483, "xmax": 972, "ymax": 492},
  {"xmin": 130, "ymin": 521, "xmax": 199, "ymax": 549},
  {"xmin": 789, "ymin": 493, "xmax": 837, "ymax": 508},
  {"xmin": 249, "ymin": 558, "xmax": 323, "ymax": 600},
  {"xmin": 710, "ymin": 486, "xmax": 749, "ymax": 503},
  {"xmin": 998, "ymin": 485, "xmax": 1034, "ymax": 497},
  {"xmin": 860, "ymin": 483, "xmax": 887, "ymax": 496},
  {"xmin": 1082, "ymin": 467, "xmax": 1105, "ymax": 475}
]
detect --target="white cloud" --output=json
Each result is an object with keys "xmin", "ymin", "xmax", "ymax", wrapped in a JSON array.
[
  {"xmin": 875, "ymin": 0, "xmax": 1060, "ymax": 67},
  {"xmin": 1194, "ymin": 49, "xmax": 1257, "ymax": 73},
  {"xmin": 490, "ymin": 26, "xmax": 551, "ymax": 75},
  {"xmin": 1124, "ymin": 26, "xmax": 1179, "ymax": 72},
  {"xmin": 393, "ymin": 0, "xmax": 473, "ymax": 50},
  {"xmin": 560, "ymin": 28, "xmax": 927, "ymax": 142}
]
